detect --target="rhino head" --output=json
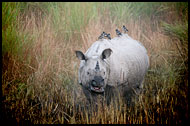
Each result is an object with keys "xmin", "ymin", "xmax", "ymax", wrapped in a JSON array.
[{"xmin": 76, "ymin": 48, "xmax": 112, "ymax": 93}]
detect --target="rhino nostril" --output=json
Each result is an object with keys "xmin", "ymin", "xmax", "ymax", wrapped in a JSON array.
[{"xmin": 91, "ymin": 80, "xmax": 97, "ymax": 86}]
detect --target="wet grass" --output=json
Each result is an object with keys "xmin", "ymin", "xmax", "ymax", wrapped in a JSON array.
[{"xmin": 2, "ymin": 2, "xmax": 188, "ymax": 124}]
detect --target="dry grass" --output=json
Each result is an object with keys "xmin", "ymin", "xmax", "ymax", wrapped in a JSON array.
[{"xmin": 2, "ymin": 2, "xmax": 188, "ymax": 124}]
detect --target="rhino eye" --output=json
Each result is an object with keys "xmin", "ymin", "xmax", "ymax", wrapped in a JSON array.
[{"xmin": 87, "ymin": 72, "xmax": 90, "ymax": 75}]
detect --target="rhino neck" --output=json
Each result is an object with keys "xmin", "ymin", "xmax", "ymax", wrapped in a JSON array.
[
  {"xmin": 81, "ymin": 85, "xmax": 105, "ymax": 104},
  {"xmin": 81, "ymin": 84, "xmax": 119, "ymax": 106}
]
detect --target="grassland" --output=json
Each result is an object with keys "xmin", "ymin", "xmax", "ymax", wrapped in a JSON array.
[{"xmin": 2, "ymin": 2, "xmax": 188, "ymax": 124}]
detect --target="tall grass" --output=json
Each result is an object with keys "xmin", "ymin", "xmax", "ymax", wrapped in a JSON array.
[
  {"xmin": 2, "ymin": 2, "xmax": 20, "ymax": 55},
  {"xmin": 2, "ymin": 2, "xmax": 188, "ymax": 124}
]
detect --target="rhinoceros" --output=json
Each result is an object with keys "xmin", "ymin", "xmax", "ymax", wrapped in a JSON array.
[{"xmin": 75, "ymin": 30, "xmax": 149, "ymax": 105}]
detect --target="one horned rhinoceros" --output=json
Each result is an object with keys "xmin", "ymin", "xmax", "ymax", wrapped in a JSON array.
[{"xmin": 75, "ymin": 29, "xmax": 149, "ymax": 106}]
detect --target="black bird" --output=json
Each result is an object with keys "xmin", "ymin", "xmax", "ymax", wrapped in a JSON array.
[
  {"xmin": 105, "ymin": 33, "xmax": 111, "ymax": 40},
  {"xmin": 116, "ymin": 29, "xmax": 122, "ymax": 36},
  {"xmin": 98, "ymin": 31, "xmax": 106, "ymax": 40},
  {"xmin": 122, "ymin": 25, "xmax": 128, "ymax": 33}
]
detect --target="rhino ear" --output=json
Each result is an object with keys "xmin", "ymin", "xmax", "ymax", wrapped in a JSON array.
[
  {"xmin": 101, "ymin": 48, "xmax": 112, "ymax": 60},
  {"xmin": 75, "ymin": 51, "xmax": 86, "ymax": 60}
]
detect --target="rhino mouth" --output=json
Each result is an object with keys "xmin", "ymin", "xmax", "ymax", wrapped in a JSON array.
[
  {"xmin": 90, "ymin": 85, "xmax": 104, "ymax": 93},
  {"xmin": 90, "ymin": 77, "xmax": 105, "ymax": 93}
]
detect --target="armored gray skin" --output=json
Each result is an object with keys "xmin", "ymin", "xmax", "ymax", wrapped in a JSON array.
[{"xmin": 76, "ymin": 33, "xmax": 149, "ymax": 105}]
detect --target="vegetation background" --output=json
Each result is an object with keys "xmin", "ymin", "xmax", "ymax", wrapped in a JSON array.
[{"xmin": 2, "ymin": 2, "xmax": 188, "ymax": 124}]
